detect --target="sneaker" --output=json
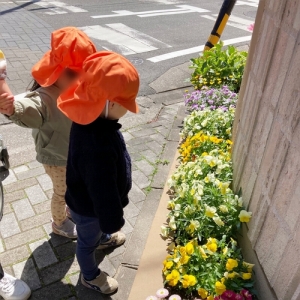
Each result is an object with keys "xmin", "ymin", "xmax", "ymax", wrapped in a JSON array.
[
  {"xmin": 97, "ymin": 231, "xmax": 126, "ymax": 250},
  {"xmin": 0, "ymin": 273, "xmax": 31, "ymax": 300},
  {"xmin": 65, "ymin": 206, "xmax": 72, "ymax": 220},
  {"xmin": 81, "ymin": 272, "xmax": 118, "ymax": 294},
  {"xmin": 52, "ymin": 218, "xmax": 77, "ymax": 239}
]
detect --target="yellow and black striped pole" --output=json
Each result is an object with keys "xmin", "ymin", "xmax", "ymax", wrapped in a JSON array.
[{"xmin": 204, "ymin": 0, "xmax": 237, "ymax": 51}]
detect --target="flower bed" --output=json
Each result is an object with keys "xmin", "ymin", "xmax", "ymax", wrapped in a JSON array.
[{"xmin": 148, "ymin": 86, "xmax": 255, "ymax": 300}]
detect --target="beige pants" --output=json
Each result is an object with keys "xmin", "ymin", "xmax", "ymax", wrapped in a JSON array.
[{"xmin": 43, "ymin": 165, "xmax": 67, "ymax": 226}]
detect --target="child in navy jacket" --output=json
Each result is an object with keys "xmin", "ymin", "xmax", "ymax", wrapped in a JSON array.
[{"xmin": 57, "ymin": 51, "xmax": 139, "ymax": 295}]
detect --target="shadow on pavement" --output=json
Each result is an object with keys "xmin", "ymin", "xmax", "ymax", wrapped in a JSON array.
[{"xmin": 0, "ymin": 0, "xmax": 41, "ymax": 15}]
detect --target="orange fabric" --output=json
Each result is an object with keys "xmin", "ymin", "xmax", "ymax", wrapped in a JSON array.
[
  {"xmin": 32, "ymin": 27, "xmax": 97, "ymax": 87},
  {"xmin": 57, "ymin": 51, "xmax": 140, "ymax": 125}
]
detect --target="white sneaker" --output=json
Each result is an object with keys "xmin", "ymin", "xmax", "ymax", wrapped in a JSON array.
[{"xmin": 0, "ymin": 273, "xmax": 31, "ymax": 300}]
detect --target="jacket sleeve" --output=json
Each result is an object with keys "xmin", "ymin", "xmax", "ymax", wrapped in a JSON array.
[
  {"xmin": 8, "ymin": 92, "xmax": 48, "ymax": 128},
  {"xmin": 79, "ymin": 144, "xmax": 125, "ymax": 234}
]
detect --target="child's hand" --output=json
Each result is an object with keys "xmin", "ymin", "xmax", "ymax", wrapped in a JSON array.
[{"xmin": 0, "ymin": 93, "xmax": 14, "ymax": 116}]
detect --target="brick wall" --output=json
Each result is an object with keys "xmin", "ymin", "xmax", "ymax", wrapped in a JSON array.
[{"xmin": 232, "ymin": 0, "xmax": 300, "ymax": 299}]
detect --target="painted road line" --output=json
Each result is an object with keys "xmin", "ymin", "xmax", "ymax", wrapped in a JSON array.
[
  {"xmin": 106, "ymin": 23, "xmax": 171, "ymax": 48},
  {"xmin": 91, "ymin": 5, "xmax": 210, "ymax": 19},
  {"xmin": 147, "ymin": 36, "xmax": 252, "ymax": 63},
  {"xmin": 214, "ymin": 14, "xmax": 253, "ymax": 26},
  {"xmin": 236, "ymin": 1, "xmax": 258, "ymax": 7},
  {"xmin": 32, "ymin": 1, "xmax": 87, "ymax": 15},
  {"xmin": 79, "ymin": 25, "xmax": 158, "ymax": 55},
  {"xmin": 201, "ymin": 15, "xmax": 251, "ymax": 32}
]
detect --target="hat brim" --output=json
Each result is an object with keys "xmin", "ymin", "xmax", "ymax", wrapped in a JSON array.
[
  {"xmin": 32, "ymin": 51, "xmax": 64, "ymax": 87},
  {"xmin": 58, "ymin": 80, "xmax": 106, "ymax": 125},
  {"xmin": 58, "ymin": 79, "xmax": 139, "ymax": 125}
]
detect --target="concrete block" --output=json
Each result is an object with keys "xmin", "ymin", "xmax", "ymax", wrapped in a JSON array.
[
  {"xmin": 13, "ymin": 258, "xmax": 41, "ymax": 290},
  {"xmin": 124, "ymin": 201, "xmax": 140, "ymax": 220},
  {"xmin": 134, "ymin": 159, "xmax": 155, "ymax": 177},
  {"xmin": 25, "ymin": 184, "xmax": 47, "ymax": 205},
  {"xmin": 37, "ymin": 174, "xmax": 53, "ymax": 191},
  {"xmin": 128, "ymin": 182, "xmax": 146, "ymax": 204},
  {"xmin": 132, "ymin": 170, "xmax": 150, "ymax": 189},
  {"xmin": 29, "ymin": 238, "xmax": 58, "ymax": 269},
  {"xmin": 0, "ymin": 245, "xmax": 29, "ymax": 267},
  {"xmin": 113, "ymin": 266, "xmax": 137, "ymax": 300},
  {"xmin": 20, "ymin": 211, "xmax": 51, "ymax": 231},
  {"xmin": 4, "ymin": 227, "xmax": 45, "ymax": 250},
  {"xmin": 4, "ymin": 190, "xmax": 26, "ymax": 203},
  {"xmin": 12, "ymin": 198, "xmax": 35, "ymax": 221},
  {"xmin": 0, "ymin": 213, "xmax": 20, "ymax": 238},
  {"xmin": 4, "ymin": 177, "xmax": 38, "ymax": 193},
  {"xmin": 16, "ymin": 166, "xmax": 45, "ymax": 181}
]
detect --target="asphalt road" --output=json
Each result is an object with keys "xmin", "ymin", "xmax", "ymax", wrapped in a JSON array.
[{"xmin": 15, "ymin": 0, "xmax": 257, "ymax": 95}]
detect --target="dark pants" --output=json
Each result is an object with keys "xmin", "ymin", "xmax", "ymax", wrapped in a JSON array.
[
  {"xmin": 0, "ymin": 263, "xmax": 4, "ymax": 280},
  {"xmin": 70, "ymin": 210, "xmax": 110, "ymax": 281}
]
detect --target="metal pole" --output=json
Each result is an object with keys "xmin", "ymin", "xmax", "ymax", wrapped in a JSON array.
[{"xmin": 204, "ymin": 0, "xmax": 237, "ymax": 51}]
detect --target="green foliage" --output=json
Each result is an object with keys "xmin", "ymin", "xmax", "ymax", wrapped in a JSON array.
[{"xmin": 190, "ymin": 42, "xmax": 248, "ymax": 92}]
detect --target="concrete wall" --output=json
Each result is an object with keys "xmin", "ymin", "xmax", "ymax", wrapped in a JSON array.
[{"xmin": 232, "ymin": 0, "xmax": 300, "ymax": 299}]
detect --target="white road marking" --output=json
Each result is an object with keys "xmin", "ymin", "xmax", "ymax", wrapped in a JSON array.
[
  {"xmin": 80, "ymin": 25, "xmax": 162, "ymax": 55},
  {"xmin": 106, "ymin": 23, "xmax": 171, "ymax": 48},
  {"xmin": 236, "ymin": 1, "xmax": 258, "ymax": 7},
  {"xmin": 201, "ymin": 15, "xmax": 251, "ymax": 32},
  {"xmin": 91, "ymin": 5, "xmax": 210, "ymax": 19},
  {"xmin": 215, "ymin": 14, "xmax": 253, "ymax": 26},
  {"xmin": 24, "ymin": 1, "xmax": 87, "ymax": 15},
  {"xmin": 147, "ymin": 36, "xmax": 252, "ymax": 62}
]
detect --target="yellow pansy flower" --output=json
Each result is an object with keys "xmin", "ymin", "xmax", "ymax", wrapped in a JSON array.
[
  {"xmin": 166, "ymin": 261, "xmax": 173, "ymax": 269},
  {"xmin": 242, "ymin": 272, "xmax": 252, "ymax": 280},
  {"xmin": 243, "ymin": 261, "xmax": 255, "ymax": 272},
  {"xmin": 180, "ymin": 255, "xmax": 190, "ymax": 265},
  {"xmin": 199, "ymin": 246, "xmax": 208, "ymax": 259},
  {"xmin": 213, "ymin": 216, "xmax": 225, "ymax": 226},
  {"xmin": 239, "ymin": 210, "xmax": 252, "ymax": 222},
  {"xmin": 181, "ymin": 274, "xmax": 197, "ymax": 288},
  {"xmin": 185, "ymin": 242, "xmax": 194, "ymax": 255},
  {"xmin": 207, "ymin": 295, "xmax": 214, "ymax": 300},
  {"xmin": 218, "ymin": 182, "xmax": 230, "ymax": 195},
  {"xmin": 166, "ymin": 269, "xmax": 180, "ymax": 286},
  {"xmin": 226, "ymin": 259, "xmax": 238, "ymax": 271},
  {"xmin": 205, "ymin": 205, "xmax": 217, "ymax": 218},
  {"xmin": 215, "ymin": 280, "xmax": 226, "ymax": 295},
  {"xmin": 219, "ymin": 205, "xmax": 229, "ymax": 213},
  {"xmin": 187, "ymin": 220, "xmax": 200, "ymax": 234},
  {"xmin": 228, "ymin": 272, "xmax": 239, "ymax": 279},
  {"xmin": 223, "ymin": 247, "xmax": 228, "ymax": 255},
  {"xmin": 206, "ymin": 238, "xmax": 218, "ymax": 253},
  {"xmin": 198, "ymin": 288, "xmax": 208, "ymax": 299},
  {"xmin": 179, "ymin": 246, "xmax": 186, "ymax": 256}
]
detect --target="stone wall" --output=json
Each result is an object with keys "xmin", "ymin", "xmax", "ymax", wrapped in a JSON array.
[{"xmin": 232, "ymin": 0, "xmax": 300, "ymax": 299}]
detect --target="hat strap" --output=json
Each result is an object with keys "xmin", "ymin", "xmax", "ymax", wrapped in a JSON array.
[{"xmin": 105, "ymin": 100, "xmax": 109, "ymax": 119}]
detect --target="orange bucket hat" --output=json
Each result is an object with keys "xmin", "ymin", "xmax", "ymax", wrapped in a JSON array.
[
  {"xmin": 57, "ymin": 51, "xmax": 140, "ymax": 125},
  {"xmin": 32, "ymin": 27, "xmax": 97, "ymax": 87}
]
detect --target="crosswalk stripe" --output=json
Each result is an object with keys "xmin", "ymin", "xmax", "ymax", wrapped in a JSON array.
[
  {"xmin": 214, "ymin": 14, "xmax": 253, "ymax": 26},
  {"xmin": 147, "ymin": 36, "xmax": 252, "ymax": 63},
  {"xmin": 106, "ymin": 23, "xmax": 171, "ymax": 48},
  {"xmin": 79, "ymin": 25, "xmax": 158, "ymax": 55},
  {"xmin": 91, "ymin": 5, "xmax": 210, "ymax": 19},
  {"xmin": 24, "ymin": 1, "xmax": 87, "ymax": 14},
  {"xmin": 236, "ymin": 1, "xmax": 258, "ymax": 7},
  {"xmin": 201, "ymin": 15, "xmax": 251, "ymax": 31}
]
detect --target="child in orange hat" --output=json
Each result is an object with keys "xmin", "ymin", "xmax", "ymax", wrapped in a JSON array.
[
  {"xmin": 57, "ymin": 51, "xmax": 140, "ymax": 294},
  {"xmin": 0, "ymin": 27, "xmax": 96, "ymax": 239}
]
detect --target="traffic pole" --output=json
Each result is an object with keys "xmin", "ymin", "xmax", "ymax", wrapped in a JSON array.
[{"xmin": 204, "ymin": 0, "xmax": 237, "ymax": 51}]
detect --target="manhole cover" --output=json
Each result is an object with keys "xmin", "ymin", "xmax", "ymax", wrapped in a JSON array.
[
  {"xmin": 128, "ymin": 58, "xmax": 144, "ymax": 65},
  {"xmin": 244, "ymin": 10, "xmax": 257, "ymax": 18}
]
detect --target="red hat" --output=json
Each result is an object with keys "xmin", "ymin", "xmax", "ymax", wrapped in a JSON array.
[
  {"xmin": 32, "ymin": 27, "xmax": 96, "ymax": 87},
  {"xmin": 57, "ymin": 51, "xmax": 140, "ymax": 125}
]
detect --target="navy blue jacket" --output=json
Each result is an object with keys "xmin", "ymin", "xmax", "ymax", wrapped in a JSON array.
[{"xmin": 65, "ymin": 117, "xmax": 131, "ymax": 234}]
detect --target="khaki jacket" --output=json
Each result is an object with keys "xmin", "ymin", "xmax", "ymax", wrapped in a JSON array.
[{"xmin": 9, "ymin": 85, "xmax": 71, "ymax": 166}]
